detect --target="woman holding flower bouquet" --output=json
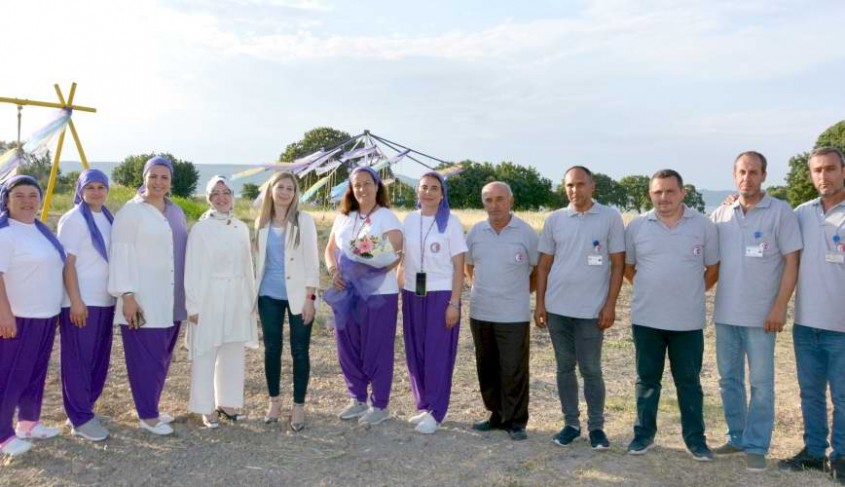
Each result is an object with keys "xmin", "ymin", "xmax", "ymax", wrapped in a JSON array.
[
  {"xmin": 255, "ymin": 171, "xmax": 320, "ymax": 432},
  {"xmin": 399, "ymin": 172, "xmax": 466, "ymax": 434},
  {"xmin": 324, "ymin": 166, "xmax": 403, "ymax": 426}
]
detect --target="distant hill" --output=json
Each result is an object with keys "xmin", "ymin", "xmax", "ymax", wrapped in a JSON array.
[{"xmin": 700, "ymin": 189, "xmax": 735, "ymax": 213}]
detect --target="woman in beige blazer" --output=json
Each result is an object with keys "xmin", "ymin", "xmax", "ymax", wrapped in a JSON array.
[{"xmin": 254, "ymin": 171, "xmax": 319, "ymax": 431}]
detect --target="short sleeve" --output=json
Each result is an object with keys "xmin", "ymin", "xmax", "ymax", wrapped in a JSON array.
[
  {"xmin": 0, "ymin": 230, "xmax": 12, "ymax": 273},
  {"xmin": 625, "ymin": 219, "xmax": 639, "ymax": 265},
  {"xmin": 777, "ymin": 204, "xmax": 803, "ymax": 255},
  {"xmin": 378, "ymin": 209, "xmax": 402, "ymax": 234},
  {"xmin": 464, "ymin": 226, "xmax": 477, "ymax": 265},
  {"xmin": 57, "ymin": 211, "xmax": 86, "ymax": 257},
  {"xmin": 447, "ymin": 214, "xmax": 468, "ymax": 257},
  {"xmin": 537, "ymin": 214, "xmax": 556, "ymax": 255},
  {"xmin": 608, "ymin": 211, "xmax": 626, "ymax": 254},
  {"xmin": 703, "ymin": 218, "xmax": 720, "ymax": 266},
  {"xmin": 525, "ymin": 224, "xmax": 540, "ymax": 266}
]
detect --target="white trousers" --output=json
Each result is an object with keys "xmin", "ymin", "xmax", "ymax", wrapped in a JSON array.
[{"xmin": 189, "ymin": 342, "xmax": 246, "ymax": 414}]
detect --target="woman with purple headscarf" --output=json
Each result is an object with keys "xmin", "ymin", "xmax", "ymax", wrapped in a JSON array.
[
  {"xmin": 399, "ymin": 172, "xmax": 466, "ymax": 434},
  {"xmin": 0, "ymin": 175, "xmax": 65, "ymax": 457},
  {"xmin": 324, "ymin": 166, "xmax": 403, "ymax": 426},
  {"xmin": 57, "ymin": 169, "xmax": 115, "ymax": 441},
  {"xmin": 108, "ymin": 156, "xmax": 188, "ymax": 436}
]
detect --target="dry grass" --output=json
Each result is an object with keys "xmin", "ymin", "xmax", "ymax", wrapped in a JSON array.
[{"xmin": 0, "ymin": 209, "xmax": 835, "ymax": 487}]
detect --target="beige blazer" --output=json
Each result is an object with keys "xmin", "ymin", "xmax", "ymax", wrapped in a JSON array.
[{"xmin": 255, "ymin": 211, "xmax": 320, "ymax": 314}]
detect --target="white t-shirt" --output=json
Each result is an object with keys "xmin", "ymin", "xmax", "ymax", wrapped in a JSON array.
[
  {"xmin": 331, "ymin": 207, "xmax": 402, "ymax": 295},
  {"xmin": 0, "ymin": 220, "xmax": 64, "ymax": 317},
  {"xmin": 402, "ymin": 211, "xmax": 467, "ymax": 292},
  {"xmin": 58, "ymin": 207, "xmax": 116, "ymax": 307}
]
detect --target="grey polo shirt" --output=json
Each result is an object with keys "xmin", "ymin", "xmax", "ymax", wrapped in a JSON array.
[
  {"xmin": 466, "ymin": 215, "xmax": 539, "ymax": 323},
  {"xmin": 711, "ymin": 194, "xmax": 803, "ymax": 327},
  {"xmin": 538, "ymin": 202, "xmax": 626, "ymax": 319},
  {"xmin": 794, "ymin": 198, "xmax": 845, "ymax": 332},
  {"xmin": 625, "ymin": 205, "xmax": 720, "ymax": 331}
]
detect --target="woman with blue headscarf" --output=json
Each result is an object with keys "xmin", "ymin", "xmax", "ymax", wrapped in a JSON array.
[
  {"xmin": 0, "ymin": 175, "xmax": 65, "ymax": 456},
  {"xmin": 399, "ymin": 172, "xmax": 466, "ymax": 434},
  {"xmin": 57, "ymin": 169, "xmax": 115, "ymax": 442},
  {"xmin": 108, "ymin": 156, "xmax": 188, "ymax": 436}
]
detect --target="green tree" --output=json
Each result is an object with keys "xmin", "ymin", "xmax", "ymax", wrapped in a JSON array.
[
  {"xmin": 241, "ymin": 182, "xmax": 260, "ymax": 200},
  {"xmin": 495, "ymin": 161, "xmax": 554, "ymax": 210},
  {"xmin": 619, "ymin": 175, "xmax": 651, "ymax": 213},
  {"xmin": 112, "ymin": 152, "xmax": 199, "ymax": 198},
  {"xmin": 815, "ymin": 120, "xmax": 845, "ymax": 150},
  {"xmin": 593, "ymin": 173, "xmax": 628, "ymax": 208},
  {"xmin": 280, "ymin": 127, "xmax": 353, "ymax": 162},
  {"xmin": 785, "ymin": 152, "xmax": 813, "ymax": 207},
  {"xmin": 439, "ymin": 160, "xmax": 497, "ymax": 209},
  {"xmin": 0, "ymin": 140, "xmax": 68, "ymax": 191},
  {"xmin": 683, "ymin": 184, "xmax": 706, "ymax": 213},
  {"xmin": 766, "ymin": 184, "xmax": 788, "ymax": 201}
]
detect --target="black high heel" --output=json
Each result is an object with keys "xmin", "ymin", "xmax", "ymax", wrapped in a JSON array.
[{"xmin": 216, "ymin": 407, "xmax": 247, "ymax": 422}]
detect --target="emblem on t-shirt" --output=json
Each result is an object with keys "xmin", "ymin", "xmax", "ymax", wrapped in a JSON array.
[
  {"xmin": 514, "ymin": 252, "xmax": 525, "ymax": 263},
  {"xmin": 759, "ymin": 241, "xmax": 770, "ymax": 251},
  {"xmin": 430, "ymin": 242, "xmax": 441, "ymax": 253},
  {"xmin": 692, "ymin": 245, "xmax": 703, "ymax": 256}
]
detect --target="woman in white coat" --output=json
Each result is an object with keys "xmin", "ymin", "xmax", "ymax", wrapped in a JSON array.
[
  {"xmin": 185, "ymin": 176, "xmax": 257, "ymax": 428},
  {"xmin": 254, "ymin": 171, "xmax": 319, "ymax": 431}
]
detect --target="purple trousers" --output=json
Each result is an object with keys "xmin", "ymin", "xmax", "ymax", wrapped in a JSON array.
[
  {"xmin": 0, "ymin": 316, "xmax": 58, "ymax": 443},
  {"xmin": 334, "ymin": 294, "xmax": 398, "ymax": 409},
  {"xmin": 60, "ymin": 306, "xmax": 115, "ymax": 427},
  {"xmin": 402, "ymin": 290, "xmax": 460, "ymax": 423},
  {"xmin": 121, "ymin": 322, "xmax": 181, "ymax": 420}
]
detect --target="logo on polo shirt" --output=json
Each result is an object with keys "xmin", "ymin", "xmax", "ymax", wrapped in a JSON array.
[
  {"xmin": 430, "ymin": 242, "xmax": 441, "ymax": 253},
  {"xmin": 760, "ymin": 241, "xmax": 770, "ymax": 251},
  {"xmin": 692, "ymin": 245, "xmax": 703, "ymax": 256},
  {"xmin": 515, "ymin": 252, "xmax": 526, "ymax": 263}
]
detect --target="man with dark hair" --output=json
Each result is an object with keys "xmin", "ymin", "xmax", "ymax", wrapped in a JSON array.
[
  {"xmin": 711, "ymin": 151, "xmax": 801, "ymax": 472},
  {"xmin": 779, "ymin": 147, "xmax": 845, "ymax": 484},
  {"xmin": 624, "ymin": 169, "xmax": 720, "ymax": 461},
  {"xmin": 535, "ymin": 166, "xmax": 625, "ymax": 450}
]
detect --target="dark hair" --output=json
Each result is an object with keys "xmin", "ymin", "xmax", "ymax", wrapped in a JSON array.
[
  {"xmin": 339, "ymin": 170, "xmax": 390, "ymax": 215},
  {"xmin": 734, "ymin": 151, "xmax": 768, "ymax": 173},
  {"xmin": 564, "ymin": 165, "xmax": 593, "ymax": 182},
  {"xmin": 651, "ymin": 169, "xmax": 684, "ymax": 188},
  {"xmin": 809, "ymin": 147, "xmax": 845, "ymax": 167}
]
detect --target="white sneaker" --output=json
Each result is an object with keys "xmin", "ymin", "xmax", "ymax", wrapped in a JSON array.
[
  {"xmin": 71, "ymin": 418, "xmax": 109, "ymax": 441},
  {"xmin": 358, "ymin": 407, "xmax": 389, "ymax": 425},
  {"xmin": 414, "ymin": 413, "xmax": 439, "ymax": 434},
  {"xmin": 338, "ymin": 400, "xmax": 368, "ymax": 420},
  {"xmin": 158, "ymin": 413, "xmax": 175, "ymax": 424},
  {"xmin": 139, "ymin": 419, "xmax": 173, "ymax": 436},
  {"xmin": 15, "ymin": 422, "xmax": 60, "ymax": 439},
  {"xmin": 408, "ymin": 411, "xmax": 430, "ymax": 425},
  {"xmin": 1, "ymin": 437, "xmax": 32, "ymax": 456}
]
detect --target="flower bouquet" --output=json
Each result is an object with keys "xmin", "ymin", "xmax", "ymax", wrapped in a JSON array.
[{"xmin": 348, "ymin": 233, "xmax": 397, "ymax": 268}]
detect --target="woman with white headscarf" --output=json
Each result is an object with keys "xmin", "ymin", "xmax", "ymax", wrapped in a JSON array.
[
  {"xmin": 57, "ymin": 169, "xmax": 116, "ymax": 442},
  {"xmin": 185, "ymin": 176, "xmax": 257, "ymax": 428}
]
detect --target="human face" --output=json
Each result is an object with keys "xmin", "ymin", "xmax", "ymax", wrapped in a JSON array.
[
  {"xmin": 809, "ymin": 152, "xmax": 845, "ymax": 198},
  {"xmin": 481, "ymin": 183, "xmax": 513, "ymax": 225},
  {"xmin": 649, "ymin": 176, "xmax": 685, "ymax": 219},
  {"xmin": 6, "ymin": 184, "xmax": 41, "ymax": 223},
  {"xmin": 564, "ymin": 168, "xmax": 594, "ymax": 211},
  {"xmin": 209, "ymin": 181, "xmax": 233, "ymax": 213},
  {"xmin": 351, "ymin": 171, "xmax": 377, "ymax": 210},
  {"xmin": 143, "ymin": 165, "xmax": 172, "ymax": 199},
  {"xmin": 417, "ymin": 175, "xmax": 443, "ymax": 213},
  {"xmin": 271, "ymin": 177, "xmax": 296, "ymax": 209},
  {"xmin": 733, "ymin": 154, "xmax": 766, "ymax": 200},
  {"xmin": 82, "ymin": 182, "xmax": 108, "ymax": 212}
]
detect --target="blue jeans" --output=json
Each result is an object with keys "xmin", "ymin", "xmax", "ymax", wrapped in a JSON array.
[
  {"xmin": 793, "ymin": 324, "xmax": 845, "ymax": 460},
  {"xmin": 547, "ymin": 313, "xmax": 605, "ymax": 431},
  {"xmin": 715, "ymin": 323, "xmax": 776, "ymax": 455}
]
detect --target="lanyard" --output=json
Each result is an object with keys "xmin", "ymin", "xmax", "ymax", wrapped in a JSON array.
[
  {"xmin": 419, "ymin": 213, "xmax": 437, "ymax": 271},
  {"xmin": 351, "ymin": 206, "xmax": 377, "ymax": 241}
]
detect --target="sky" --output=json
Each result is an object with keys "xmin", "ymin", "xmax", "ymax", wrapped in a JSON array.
[{"xmin": 2, "ymin": 0, "xmax": 844, "ymax": 190}]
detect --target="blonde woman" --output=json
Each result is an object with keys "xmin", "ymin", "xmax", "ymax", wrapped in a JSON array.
[{"xmin": 255, "ymin": 171, "xmax": 319, "ymax": 431}]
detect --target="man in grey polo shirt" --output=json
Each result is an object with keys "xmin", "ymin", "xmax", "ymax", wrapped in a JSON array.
[
  {"xmin": 778, "ymin": 147, "xmax": 845, "ymax": 484},
  {"xmin": 710, "ymin": 151, "xmax": 802, "ymax": 472},
  {"xmin": 624, "ymin": 169, "xmax": 720, "ymax": 461},
  {"xmin": 465, "ymin": 181, "xmax": 539, "ymax": 441},
  {"xmin": 535, "ymin": 165, "xmax": 625, "ymax": 451}
]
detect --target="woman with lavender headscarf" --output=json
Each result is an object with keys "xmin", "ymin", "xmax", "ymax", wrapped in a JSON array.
[
  {"xmin": 399, "ymin": 172, "xmax": 466, "ymax": 434},
  {"xmin": 108, "ymin": 156, "xmax": 188, "ymax": 436},
  {"xmin": 57, "ymin": 169, "xmax": 115, "ymax": 441},
  {"xmin": 324, "ymin": 166, "xmax": 403, "ymax": 426},
  {"xmin": 0, "ymin": 175, "xmax": 65, "ymax": 457}
]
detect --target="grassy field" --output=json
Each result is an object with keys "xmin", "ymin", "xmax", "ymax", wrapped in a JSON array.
[{"xmin": 0, "ymin": 198, "xmax": 836, "ymax": 486}]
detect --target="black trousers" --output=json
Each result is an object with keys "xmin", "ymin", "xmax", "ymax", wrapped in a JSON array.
[{"xmin": 470, "ymin": 318, "xmax": 530, "ymax": 429}]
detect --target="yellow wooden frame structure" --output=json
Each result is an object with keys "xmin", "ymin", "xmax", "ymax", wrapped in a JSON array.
[{"xmin": 0, "ymin": 83, "xmax": 97, "ymax": 220}]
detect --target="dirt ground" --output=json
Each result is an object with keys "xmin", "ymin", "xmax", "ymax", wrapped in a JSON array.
[{"xmin": 0, "ymin": 211, "xmax": 837, "ymax": 486}]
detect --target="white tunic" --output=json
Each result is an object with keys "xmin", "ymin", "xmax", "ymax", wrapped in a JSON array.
[
  {"xmin": 184, "ymin": 214, "xmax": 258, "ymax": 359},
  {"xmin": 331, "ymin": 207, "xmax": 402, "ymax": 295},
  {"xmin": 0, "ymin": 220, "xmax": 64, "ymax": 318},
  {"xmin": 57, "ymin": 206, "xmax": 116, "ymax": 307},
  {"xmin": 108, "ymin": 197, "xmax": 178, "ymax": 328}
]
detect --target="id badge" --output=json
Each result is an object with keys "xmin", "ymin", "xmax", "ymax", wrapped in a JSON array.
[
  {"xmin": 745, "ymin": 246, "xmax": 764, "ymax": 258},
  {"xmin": 415, "ymin": 272, "xmax": 427, "ymax": 296},
  {"xmin": 825, "ymin": 252, "xmax": 845, "ymax": 265},
  {"xmin": 587, "ymin": 255, "xmax": 603, "ymax": 266}
]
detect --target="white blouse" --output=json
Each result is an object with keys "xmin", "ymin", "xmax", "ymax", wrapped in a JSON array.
[
  {"xmin": 0, "ymin": 220, "xmax": 64, "ymax": 318},
  {"xmin": 58, "ymin": 206, "xmax": 115, "ymax": 307}
]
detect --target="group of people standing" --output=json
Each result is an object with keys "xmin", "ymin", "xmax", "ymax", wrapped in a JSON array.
[{"xmin": 0, "ymin": 149, "xmax": 842, "ymax": 484}]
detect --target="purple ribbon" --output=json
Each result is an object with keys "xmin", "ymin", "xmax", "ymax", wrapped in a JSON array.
[
  {"xmin": 0, "ymin": 175, "xmax": 66, "ymax": 263},
  {"xmin": 322, "ymin": 251, "xmax": 389, "ymax": 330},
  {"xmin": 74, "ymin": 169, "xmax": 114, "ymax": 262}
]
